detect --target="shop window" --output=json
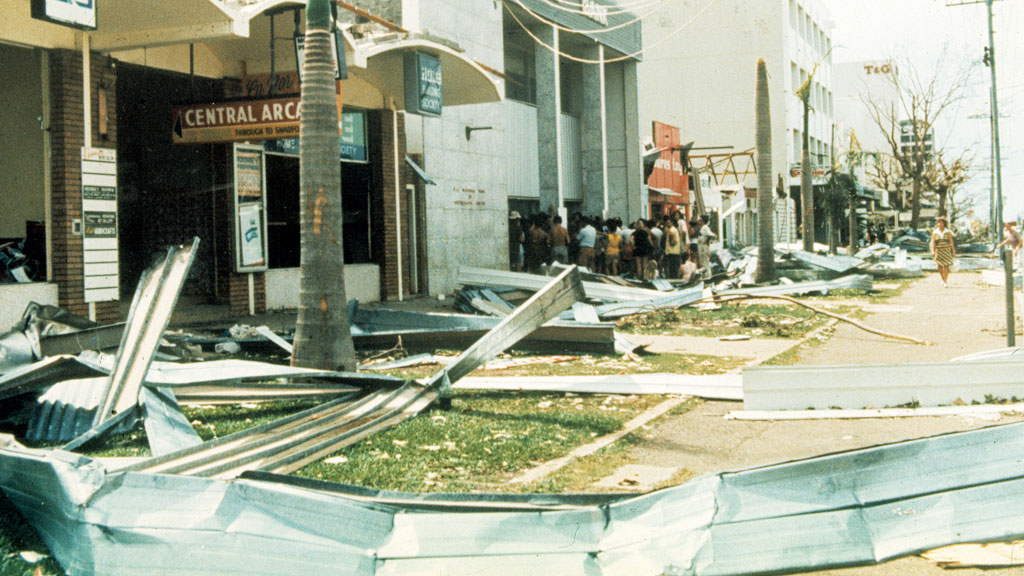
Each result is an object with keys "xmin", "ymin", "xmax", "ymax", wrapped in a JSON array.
[
  {"xmin": 504, "ymin": 47, "xmax": 537, "ymax": 105},
  {"xmin": 560, "ymin": 59, "xmax": 583, "ymax": 117},
  {"xmin": 264, "ymin": 154, "xmax": 373, "ymax": 268},
  {"xmin": 503, "ymin": 12, "xmax": 537, "ymax": 105}
]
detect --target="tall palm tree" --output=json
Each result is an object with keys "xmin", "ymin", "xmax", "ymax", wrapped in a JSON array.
[
  {"xmin": 292, "ymin": 0, "xmax": 356, "ymax": 371},
  {"xmin": 796, "ymin": 64, "xmax": 818, "ymax": 252},
  {"xmin": 754, "ymin": 59, "xmax": 776, "ymax": 283}
]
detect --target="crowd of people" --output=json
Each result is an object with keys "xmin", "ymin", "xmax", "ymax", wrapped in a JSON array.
[{"xmin": 508, "ymin": 209, "xmax": 718, "ymax": 283}]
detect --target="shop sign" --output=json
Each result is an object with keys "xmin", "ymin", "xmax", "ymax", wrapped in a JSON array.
[
  {"xmin": 233, "ymin": 145, "xmax": 269, "ymax": 272},
  {"xmin": 647, "ymin": 121, "xmax": 689, "ymax": 205},
  {"xmin": 581, "ymin": 0, "xmax": 609, "ymax": 26},
  {"xmin": 31, "ymin": 0, "xmax": 96, "ymax": 30},
  {"xmin": 789, "ymin": 163, "xmax": 829, "ymax": 186},
  {"xmin": 294, "ymin": 30, "xmax": 348, "ymax": 82},
  {"xmin": 81, "ymin": 147, "xmax": 118, "ymax": 303},
  {"xmin": 172, "ymin": 96, "xmax": 305, "ymax": 145},
  {"xmin": 404, "ymin": 52, "xmax": 442, "ymax": 117},
  {"xmin": 262, "ymin": 110, "xmax": 368, "ymax": 163}
]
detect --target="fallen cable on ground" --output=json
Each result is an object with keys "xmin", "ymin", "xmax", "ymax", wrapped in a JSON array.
[{"xmin": 694, "ymin": 293, "xmax": 930, "ymax": 346}]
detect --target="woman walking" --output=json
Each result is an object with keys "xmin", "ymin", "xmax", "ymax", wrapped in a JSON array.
[{"xmin": 930, "ymin": 216, "xmax": 956, "ymax": 288}]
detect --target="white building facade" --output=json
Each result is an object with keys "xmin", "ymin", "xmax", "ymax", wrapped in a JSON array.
[{"xmin": 638, "ymin": 0, "xmax": 836, "ymax": 246}]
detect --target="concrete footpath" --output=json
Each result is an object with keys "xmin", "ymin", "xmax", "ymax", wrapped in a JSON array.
[{"xmin": 619, "ymin": 271, "xmax": 1024, "ymax": 575}]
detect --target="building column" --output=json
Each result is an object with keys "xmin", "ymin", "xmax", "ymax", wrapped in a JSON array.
[
  {"xmin": 374, "ymin": 109, "xmax": 411, "ymax": 301},
  {"xmin": 581, "ymin": 44, "xmax": 605, "ymax": 217},
  {"xmin": 48, "ymin": 49, "xmax": 120, "ymax": 324},
  {"xmin": 534, "ymin": 25, "xmax": 560, "ymax": 214},
  {"xmin": 622, "ymin": 58, "xmax": 642, "ymax": 221}
]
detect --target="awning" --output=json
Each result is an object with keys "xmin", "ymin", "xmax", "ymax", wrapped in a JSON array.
[
  {"xmin": 405, "ymin": 156, "xmax": 436, "ymax": 186},
  {"xmin": 350, "ymin": 34, "xmax": 503, "ymax": 108},
  {"xmin": 87, "ymin": 0, "xmax": 502, "ymax": 109}
]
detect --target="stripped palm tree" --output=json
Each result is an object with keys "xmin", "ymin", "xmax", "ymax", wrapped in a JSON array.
[
  {"xmin": 754, "ymin": 59, "xmax": 776, "ymax": 283},
  {"xmin": 796, "ymin": 63, "xmax": 818, "ymax": 252},
  {"xmin": 292, "ymin": 0, "xmax": 356, "ymax": 371}
]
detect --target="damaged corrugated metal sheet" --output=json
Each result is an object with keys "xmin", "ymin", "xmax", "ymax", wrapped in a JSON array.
[
  {"xmin": 458, "ymin": 266, "xmax": 668, "ymax": 302},
  {"xmin": 454, "ymin": 373, "xmax": 742, "ymax": 400},
  {"xmin": 786, "ymin": 250, "xmax": 864, "ymax": 273},
  {"xmin": 718, "ymin": 274, "xmax": 873, "ymax": 297},
  {"xmin": 743, "ymin": 358, "xmax": 1024, "ymax": 410},
  {"xmin": 5, "ymin": 418, "xmax": 1024, "ymax": 575},
  {"xmin": 558, "ymin": 284, "xmax": 706, "ymax": 320},
  {"xmin": 352, "ymin": 305, "xmax": 617, "ymax": 354},
  {"xmin": 94, "ymin": 239, "xmax": 199, "ymax": 427}
]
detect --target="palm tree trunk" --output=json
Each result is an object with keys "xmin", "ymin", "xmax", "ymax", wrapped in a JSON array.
[
  {"xmin": 801, "ymin": 100, "xmax": 814, "ymax": 252},
  {"xmin": 292, "ymin": 0, "xmax": 357, "ymax": 371},
  {"xmin": 754, "ymin": 59, "xmax": 776, "ymax": 283}
]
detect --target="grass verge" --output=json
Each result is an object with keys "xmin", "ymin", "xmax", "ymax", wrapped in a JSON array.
[{"xmin": 615, "ymin": 302, "xmax": 843, "ymax": 339}]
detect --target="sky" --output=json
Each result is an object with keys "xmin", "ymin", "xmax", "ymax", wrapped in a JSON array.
[{"xmin": 822, "ymin": 0, "xmax": 1024, "ymax": 223}]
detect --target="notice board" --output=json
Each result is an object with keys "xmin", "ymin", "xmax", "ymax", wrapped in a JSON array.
[
  {"xmin": 233, "ymin": 144, "xmax": 269, "ymax": 272},
  {"xmin": 81, "ymin": 147, "xmax": 119, "ymax": 303}
]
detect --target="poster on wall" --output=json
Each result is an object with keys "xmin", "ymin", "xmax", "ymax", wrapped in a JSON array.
[
  {"xmin": 81, "ymin": 147, "xmax": 119, "ymax": 303},
  {"xmin": 233, "ymin": 144, "xmax": 269, "ymax": 272},
  {"xmin": 237, "ymin": 203, "xmax": 265, "ymax": 267}
]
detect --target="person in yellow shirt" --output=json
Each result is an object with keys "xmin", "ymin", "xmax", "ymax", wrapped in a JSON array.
[
  {"xmin": 663, "ymin": 215, "xmax": 682, "ymax": 279},
  {"xmin": 605, "ymin": 222, "xmax": 622, "ymax": 276}
]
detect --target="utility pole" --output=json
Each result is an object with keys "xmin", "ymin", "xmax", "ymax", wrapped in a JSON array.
[
  {"xmin": 949, "ymin": 0, "xmax": 1011, "ymax": 344},
  {"xmin": 947, "ymin": 0, "xmax": 1005, "ymax": 245}
]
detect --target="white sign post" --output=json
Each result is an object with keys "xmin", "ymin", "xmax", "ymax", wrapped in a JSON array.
[{"xmin": 81, "ymin": 147, "xmax": 119, "ymax": 303}]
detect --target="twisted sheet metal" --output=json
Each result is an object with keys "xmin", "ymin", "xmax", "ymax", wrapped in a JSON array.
[{"xmin": 5, "ymin": 419, "xmax": 1024, "ymax": 574}]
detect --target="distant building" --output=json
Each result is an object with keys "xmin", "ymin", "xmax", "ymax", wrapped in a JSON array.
[{"xmin": 638, "ymin": 0, "xmax": 836, "ymax": 246}]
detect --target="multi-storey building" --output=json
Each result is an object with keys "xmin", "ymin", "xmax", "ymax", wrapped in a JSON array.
[
  {"xmin": 638, "ymin": 0, "xmax": 836, "ymax": 245},
  {"xmin": 0, "ymin": 0, "xmax": 645, "ymax": 323}
]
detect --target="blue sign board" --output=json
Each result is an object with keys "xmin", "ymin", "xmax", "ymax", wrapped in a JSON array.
[
  {"xmin": 404, "ymin": 52, "xmax": 442, "ymax": 117},
  {"xmin": 263, "ymin": 110, "xmax": 367, "ymax": 163}
]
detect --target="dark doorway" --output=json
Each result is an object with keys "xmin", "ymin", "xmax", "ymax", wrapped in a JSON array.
[{"xmin": 116, "ymin": 63, "xmax": 220, "ymax": 299}]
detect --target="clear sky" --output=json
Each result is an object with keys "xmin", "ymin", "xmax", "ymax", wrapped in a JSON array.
[{"xmin": 823, "ymin": 0, "xmax": 1023, "ymax": 223}]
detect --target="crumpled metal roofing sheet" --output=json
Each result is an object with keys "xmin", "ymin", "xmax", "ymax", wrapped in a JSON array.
[
  {"xmin": 454, "ymin": 373, "xmax": 742, "ymax": 400},
  {"xmin": 458, "ymin": 265, "xmax": 668, "ymax": 302},
  {"xmin": 5, "ymin": 418, "xmax": 1024, "ymax": 575},
  {"xmin": 94, "ymin": 239, "xmax": 199, "ymax": 427},
  {"xmin": 558, "ymin": 284, "xmax": 705, "ymax": 320},
  {"xmin": 25, "ymin": 359, "xmax": 381, "ymax": 442},
  {"xmin": 786, "ymin": 250, "xmax": 865, "ymax": 273},
  {"xmin": 743, "ymin": 358, "xmax": 1024, "ymax": 410},
  {"xmin": 717, "ymin": 273, "xmax": 873, "ymax": 297}
]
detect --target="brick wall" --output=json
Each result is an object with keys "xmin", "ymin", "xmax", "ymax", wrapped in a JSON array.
[
  {"xmin": 49, "ymin": 49, "xmax": 119, "ymax": 324},
  {"xmin": 371, "ymin": 109, "xmax": 412, "ymax": 301}
]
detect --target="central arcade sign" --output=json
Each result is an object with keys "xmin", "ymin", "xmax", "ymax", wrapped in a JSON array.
[{"xmin": 171, "ymin": 96, "xmax": 306, "ymax": 144}]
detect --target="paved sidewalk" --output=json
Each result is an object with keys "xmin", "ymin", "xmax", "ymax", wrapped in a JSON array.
[{"xmin": 607, "ymin": 271, "xmax": 1024, "ymax": 575}]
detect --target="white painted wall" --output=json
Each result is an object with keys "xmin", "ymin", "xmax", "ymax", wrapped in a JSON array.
[
  {"xmin": 0, "ymin": 283, "xmax": 59, "ymax": 330},
  {"xmin": 638, "ymin": 0, "xmax": 835, "ymax": 189},
  {"xmin": 0, "ymin": 44, "xmax": 46, "ymax": 239},
  {"xmin": 413, "ymin": 0, "xmax": 509, "ymax": 295}
]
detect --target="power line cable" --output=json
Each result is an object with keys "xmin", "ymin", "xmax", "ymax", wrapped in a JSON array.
[
  {"xmin": 532, "ymin": 0, "xmax": 671, "ymax": 17},
  {"xmin": 508, "ymin": 0, "xmax": 669, "ymax": 35}
]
